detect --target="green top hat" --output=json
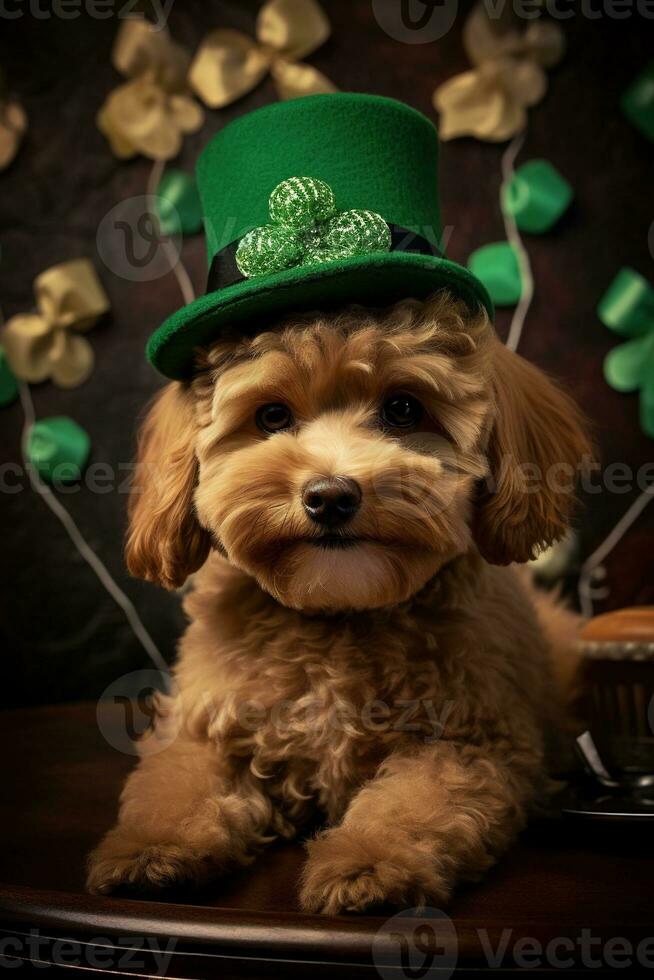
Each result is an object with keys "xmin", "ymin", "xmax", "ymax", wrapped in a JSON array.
[{"xmin": 147, "ymin": 93, "xmax": 493, "ymax": 380}]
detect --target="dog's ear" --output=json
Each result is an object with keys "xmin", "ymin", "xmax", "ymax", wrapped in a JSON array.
[
  {"xmin": 126, "ymin": 383, "xmax": 210, "ymax": 589},
  {"xmin": 474, "ymin": 340, "xmax": 592, "ymax": 565}
]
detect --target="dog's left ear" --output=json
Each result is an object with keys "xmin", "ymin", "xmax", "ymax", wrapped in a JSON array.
[
  {"xmin": 474, "ymin": 339, "xmax": 593, "ymax": 565},
  {"xmin": 125, "ymin": 383, "xmax": 211, "ymax": 590}
]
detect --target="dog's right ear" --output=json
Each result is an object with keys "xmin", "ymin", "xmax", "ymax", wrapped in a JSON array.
[
  {"xmin": 126, "ymin": 383, "xmax": 210, "ymax": 590},
  {"xmin": 473, "ymin": 340, "xmax": 593, "ymax": 565}
]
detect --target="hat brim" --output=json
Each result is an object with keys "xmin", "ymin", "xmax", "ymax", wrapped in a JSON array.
[{"xmin": 147, "ymin": 251, "xmax": 493, "ymax": 380}]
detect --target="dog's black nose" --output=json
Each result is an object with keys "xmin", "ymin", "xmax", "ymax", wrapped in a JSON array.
[{"xmin": 302, "ymin": 476, "xmax": 362, "ymax": 527}]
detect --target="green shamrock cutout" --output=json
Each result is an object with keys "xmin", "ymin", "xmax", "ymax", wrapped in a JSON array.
[
  {"xmin": 599, "ymin": 267, "xmax": 654, "ymax": 439},
  {"xmin": 0, "ymin": 345, "xmax": 19, "ymax": 408},
  {"xmin": 27, "ymin": 416, "xmax": 91, "ymax": 484},
  {"xmin": 235, "ymin": 176, "xmax": 392, "ymax": 278}
]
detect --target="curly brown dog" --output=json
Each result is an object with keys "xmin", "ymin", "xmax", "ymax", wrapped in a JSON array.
[{"xmin": 87, "ymin": 292, "xmax": 590, "ymax": 912}]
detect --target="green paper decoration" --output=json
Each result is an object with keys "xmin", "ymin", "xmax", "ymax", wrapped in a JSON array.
[
  {"xmin": 156, "ymin": 170, "xmax": 203, "ymax": 236},
  {"xmin": 27, "ymin": 416, "xmax": 91, "ymax": 483},
  {"xmin": 0, "ymin": 346, "xmax": 19, "ymax": 407},
  {"xmin": 502, "ymin": 160, "xmax": 573, "ymax": 234},
  {"xmin": 236, "ymin": 176, "xmax": 392, "ymax": 279},
  {"xmin": 598, "ymin": 267, "xmax": 654, "ymax": 337},
  {"xmin": 467, "ymin": 242, "xmax": 522, "ymax": 307},
  {"xmin": 642, "ymin": 376, "xmax": 654, "ymax": 440},
  {"xmin": 604, "ymin": 333, "xmax": 654, "ymax": 392},
  {"xmin": 599, "ymin": 268, "xmax": 654, "ymax": 439},
  {"xmin": 621, "ymin": 60, "xmax": 654, "ymax": 143}
]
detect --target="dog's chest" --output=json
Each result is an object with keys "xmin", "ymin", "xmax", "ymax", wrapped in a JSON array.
[{"xmin": 206, "ymin": 616, "xmax": 447, "ymax": 812}]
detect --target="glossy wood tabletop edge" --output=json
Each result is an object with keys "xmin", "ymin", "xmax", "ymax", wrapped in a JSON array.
[{"xmin": 1, "ymin": 883, "xmax": 652, "ymax": 967}]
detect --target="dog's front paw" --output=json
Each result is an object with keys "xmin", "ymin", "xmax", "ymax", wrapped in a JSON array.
[
  {"xmin": 86, "ymin": 829, "xmax": 219, "ymax": 895},
  {"xmin": 299, "ymin": 827, "xmax": 450, "ymax": 915}
]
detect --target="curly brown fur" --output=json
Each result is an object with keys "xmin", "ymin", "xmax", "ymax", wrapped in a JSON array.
[{"xmin": 88, "ymin": 293, "xmax": 591, "ymax": 911}]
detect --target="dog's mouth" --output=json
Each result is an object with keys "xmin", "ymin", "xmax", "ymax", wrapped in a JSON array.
[{"xmin": 306, "ymin": 534, "xmax": 362, "ymax": 550}]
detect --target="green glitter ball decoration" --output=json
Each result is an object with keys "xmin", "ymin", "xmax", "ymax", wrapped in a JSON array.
[
  {"xmin": 235, "ymin": 177, "xmax": 392, "ymax": 279},
  {"xmin": 303, "ymin": 247, "xmax": 342, "ymax": 265},
  {"xmin": 324, "ymin": 209, "xmax": 392, "ymax": 257},
  {"xmin": 269, "ymin": 177, "xmax": 336, "ymax": 230},
  {"xmin": 236, "ymin": 225, "xmax": 304, "ymax": 278}
]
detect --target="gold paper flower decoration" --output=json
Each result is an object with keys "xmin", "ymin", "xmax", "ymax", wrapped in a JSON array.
[
  {"xmin": 2, "ymin": 260, "xmax": 109, "ymax": 388},
  {"xmin": 0, "ymin": 70, "xmax": 27, "ymax": 171},
  {"xmin": 189, "ymin": 0, "xmax": 335, "ymax": 109},
  {"xmin": 0, "ymin": 99, "xmax": 26, "ymax": 170},
  {"xmin": 98, "ymin": 19, "xmax": 204, "ymax": 161},
  {"xmin": 433, "ymin": 3, "xmax": 565, "ymax": 142}
]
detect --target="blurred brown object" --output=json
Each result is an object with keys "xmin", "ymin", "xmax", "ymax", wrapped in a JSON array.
[{"xmin": 579, "ymin": 607, "xmax": 654, "ymax": 774}]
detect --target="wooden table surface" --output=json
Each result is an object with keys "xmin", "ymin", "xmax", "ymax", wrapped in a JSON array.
[{"xmin": 0, "ymin": 702, "xmax": 653, "ymax": 976}]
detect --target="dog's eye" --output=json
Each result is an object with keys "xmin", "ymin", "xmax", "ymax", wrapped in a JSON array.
[
  {"xmin": 381, "ymin": 394, "xmax": 423, "ymax": 429},
  {"xmin": 256, "ymin": 403, "xmax": 294, "ymax": 433}
]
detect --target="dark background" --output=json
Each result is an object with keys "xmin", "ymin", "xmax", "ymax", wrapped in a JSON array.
[{"xmin": 0, "ymin": 0, "xmax": 652, "ymax": 708}]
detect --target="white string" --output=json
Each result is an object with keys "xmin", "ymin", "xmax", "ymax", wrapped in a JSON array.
[
  {"xmin": 165, "ymin": 240, "xmax": 196, "ymax": 305},
  {"xmin": 17, "ymin": 380, "xmax": 169, "ymax": 675},
  {"xmin": 578, "ymin": 483, "xmax": 654, "ymax": 619},
  {"xmin": 13, "ymin": 150, "xmax": 645, "ymax": 644},
  {"xmin": 497, "ymin": 136, "xmax": 653, "ymax": 615},
  {"xmin": 499, "ymin": 132, "xmax": 534, "ymax": 354},
  {"xmin": 2, "ymin": 159, "xmax": 199, "ymax": 678},
  {"xmin": 147, "ymin": 159, "xmax": 197, "ymax": 305},
  {"xmin": 146, "ymin": 158, "xmax": 165, "ymax": 198}
]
